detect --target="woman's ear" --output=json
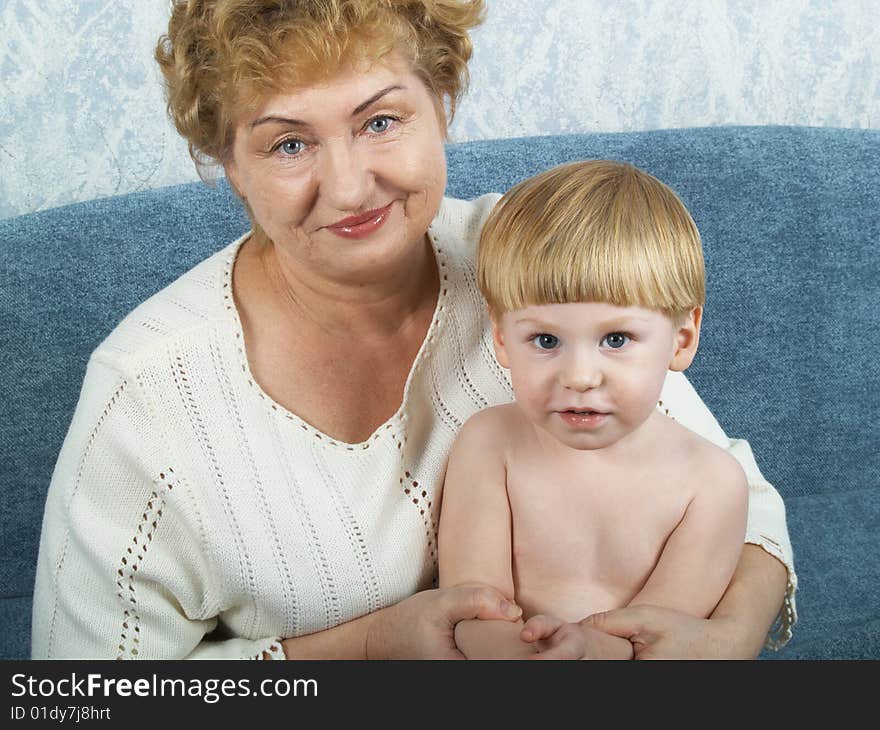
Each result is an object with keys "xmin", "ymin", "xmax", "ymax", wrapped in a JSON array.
[
  {"xmin": 669, "ymin": 307, "xmax": 703, "ymax": 372},
  {"xmin": 491, "ymin": 313, "xmax": 510, "ymax": 369}
]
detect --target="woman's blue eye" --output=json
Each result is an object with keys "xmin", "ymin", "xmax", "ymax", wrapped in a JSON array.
[
  {"xmin": 278, "ymin": 139, "xmax": 304, "ymax": 156},
  {"xmin": 532, "ymin": 334, "xmax": 559, "ymax": 350},
  {"xmin": 603, "ymin": 332, "xmax": 629, "ymax": 349},
  {"xmin": 367, "ymin": 116, "xmax": 393, "ymax": 133}
]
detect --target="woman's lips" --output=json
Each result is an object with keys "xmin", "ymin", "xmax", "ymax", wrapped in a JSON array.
[{"xmin": 326, "ymin": 203, "xmax": 394, "ymax": 239}]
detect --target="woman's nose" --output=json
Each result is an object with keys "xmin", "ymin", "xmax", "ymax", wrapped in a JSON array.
[{"xmin": 318, "ymin": 141, "xmax": 373, "ymax": 211}]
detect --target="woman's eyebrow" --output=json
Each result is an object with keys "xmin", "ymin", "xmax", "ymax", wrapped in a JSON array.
[
  {"xmin": 250, "ymin": 85, "xmax": 406, "ymax": 129},
  {"xmin": 250, "ymin": 115, "xmax": 308, "ymax": 129},
  {"xmin": 351, "ymin": 85, "xmax": 405, "ymax": 115}
]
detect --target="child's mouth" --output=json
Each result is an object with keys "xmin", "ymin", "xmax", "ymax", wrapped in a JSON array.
[{"xmin": 558, "ymin": 409, "xmax": 610, "ymax": 429}]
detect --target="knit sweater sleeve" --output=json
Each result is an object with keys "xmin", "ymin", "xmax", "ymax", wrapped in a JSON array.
[
  {"xmin": 31, "ymin": 354, "xmax": 285, "ymax": 660},
  {"xmin": 659, "ymin": 371, "xmax": 798, "ymax": 650}
]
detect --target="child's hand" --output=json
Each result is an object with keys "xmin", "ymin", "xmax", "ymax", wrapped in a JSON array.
[
  {"xmin": 520, "ymin": 614, "xmax": 586, "ymax": 658},
  {"xmin": 520, "ymin": 614, "xmax": 565, "ymax": 646},
  {"xmin": 520, "ymin": 614, "xmax": 634, "ymax": 660}
]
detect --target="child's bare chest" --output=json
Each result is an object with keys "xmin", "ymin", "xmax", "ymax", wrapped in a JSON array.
[{"xmin": 505, "ymin": 448, "xmax": 693, "ymax": 621}]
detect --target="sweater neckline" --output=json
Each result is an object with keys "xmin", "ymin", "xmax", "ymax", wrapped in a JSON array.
[{"xmin": 219, "ymin": 218, "xmax": 452, "ymax": 451}]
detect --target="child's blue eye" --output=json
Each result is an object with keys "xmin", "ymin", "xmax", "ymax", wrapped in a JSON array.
[
  {"xmin": 532, "ymin": 334, "xmax": 559, "ymax": 350},
  {"xmin": 603, "ymin": 332, "xmax": 630, "ymax": 349}
]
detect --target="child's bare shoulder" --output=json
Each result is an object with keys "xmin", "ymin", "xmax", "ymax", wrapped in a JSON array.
[
  {"xmin": 457, "ymin": 403, "xmax": 523, "ymax": 443},
  {"xmin": 445, "ymin": 406, "xmax": 521, "ymax": 488},
  {"xmin": 664, "ymin": 417, "xmax": 749, "ymax": 497}
]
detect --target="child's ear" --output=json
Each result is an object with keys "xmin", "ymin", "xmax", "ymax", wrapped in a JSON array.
[
  {"xmin": 490, "ymin": 313, "xmax": 511, "ymax": 369},
  {"xmin": 669, "ymin": 307, "xmax": 702, "ymax": 372}
]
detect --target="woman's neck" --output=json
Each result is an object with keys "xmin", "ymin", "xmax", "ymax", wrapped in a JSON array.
[{"xmin": 247, "ymin": 233, "xmax": 439, "ymax": 342}]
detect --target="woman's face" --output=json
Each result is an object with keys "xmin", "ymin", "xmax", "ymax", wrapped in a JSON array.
[{"xmin": 224, "ymin": 52, "xmax": 448, "ymax": 283}]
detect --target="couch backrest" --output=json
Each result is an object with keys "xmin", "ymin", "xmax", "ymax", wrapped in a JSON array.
[{"xmin": 1, "ymin": 126, "xmax": 878, "ymax": 655}]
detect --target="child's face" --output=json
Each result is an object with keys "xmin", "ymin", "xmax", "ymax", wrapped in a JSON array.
[{"xmin": 492, "ymin": 301, "xmax": 701, "ymax": 451}]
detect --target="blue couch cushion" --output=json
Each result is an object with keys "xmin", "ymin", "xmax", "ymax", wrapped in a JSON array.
[
  {"xmin": 760, "ymin": 488, "xmax": 880, "ymax": 659},
  {"xmin": 0, "ymin": 597, "xmax": 32, "ymax": 661},
  {"xmin": 2, "ymin": 126, "xmax": 878, "ymax": 659}
]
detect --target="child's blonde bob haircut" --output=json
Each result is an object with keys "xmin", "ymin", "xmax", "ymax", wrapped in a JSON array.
[{"xmin": 477, "ymin": 160, "xmax": 706, "ymax": 321}]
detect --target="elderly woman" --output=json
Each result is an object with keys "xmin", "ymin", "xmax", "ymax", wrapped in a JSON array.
[{"xmin": 32, "ymin": 0, "xmax": 795, "ymax": 660}]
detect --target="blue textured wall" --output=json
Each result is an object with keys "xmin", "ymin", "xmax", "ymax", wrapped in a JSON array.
[{"xmin": 1, "ymin": 0, "xmax": 877, "ymax": 219}]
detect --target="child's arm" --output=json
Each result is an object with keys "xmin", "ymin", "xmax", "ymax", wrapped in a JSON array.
[
  {"xmin": 438, "ymin": 409, "xmax": 535, "ymax": 660},
  {"xmin": 628, "ymin": 449, "xmax": 750, "ymax": 617}
]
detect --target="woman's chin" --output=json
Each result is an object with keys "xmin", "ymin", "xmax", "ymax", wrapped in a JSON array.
[{"xmin": 321, "ymin": 233, "xmax": 430, "ymax": 283}]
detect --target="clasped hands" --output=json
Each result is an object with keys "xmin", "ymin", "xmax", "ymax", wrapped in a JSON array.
[
  {"xmin": 365, "ymin": 583, "xmax": 723, "ymax": 660},
  {"xmin": 455, "ymin": 602, "xmax": 724, "ymax": 660},
  {"xmin": 456, "ymin": 605, "xmax": 724, "ymax": 660},
  {"xmin": 454, "ymin": 611, "xmax": 636, "ymax": 660}
]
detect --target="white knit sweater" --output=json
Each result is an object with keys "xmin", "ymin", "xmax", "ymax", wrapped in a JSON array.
[{"xmin": 31, "ymin": 194, "xmax": 796, "ymax": 659}]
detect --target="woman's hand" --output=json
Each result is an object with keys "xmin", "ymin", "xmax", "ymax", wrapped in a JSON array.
[
  {"xmin": 519, "ymin": 614, "xmax": 634, "ymax": 660},
  {"xmin": 583, "ymin": 546, "xmax": 789, "ymax": 659},
  {"xmin": 582, "ymin": 605, "xmax": 743, "ymax": 659},
  {"xmin": 454, "ymin": 619, "xmax": 537, "ymax": 660},
  {"xmin": 365, "ymin": 584, "xmax": 523, "ymax": 659}
]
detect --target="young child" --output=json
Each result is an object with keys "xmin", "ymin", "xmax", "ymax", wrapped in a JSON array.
[{"xmin": 438, "ymin": 160, "xmax": 749, "ymax": 659}]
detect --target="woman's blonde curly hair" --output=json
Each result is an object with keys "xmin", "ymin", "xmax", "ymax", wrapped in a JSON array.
[{"xmin": 155, "ymin": 0, "xmax": 485, "ymax": 176}]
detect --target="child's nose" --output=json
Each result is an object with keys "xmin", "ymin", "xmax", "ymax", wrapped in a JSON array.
[{"xmin": 559, "ymin": 353, "xmax": 603, "ymax": 391}]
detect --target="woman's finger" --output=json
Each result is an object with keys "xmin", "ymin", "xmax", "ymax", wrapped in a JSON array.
[{"xmin": 582, "ymin": 605, "xmax": 655, "ymax": 640}]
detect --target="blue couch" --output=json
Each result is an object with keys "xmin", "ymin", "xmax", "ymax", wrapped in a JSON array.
[{"xmin": 2, "ymin": 126, "xmax": 877, "ymax": 660}]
